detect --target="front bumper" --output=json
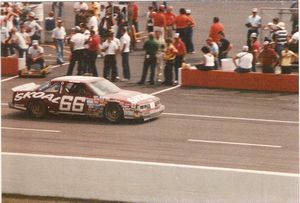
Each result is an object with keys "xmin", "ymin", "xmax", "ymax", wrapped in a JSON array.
[{"xmin": 124, "ymin": 104, "xmax": 165, "ymax": 121}]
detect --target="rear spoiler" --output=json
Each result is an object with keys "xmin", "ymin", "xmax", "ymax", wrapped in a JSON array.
[{"xmin": 12, "ymin": 83, "xmax": 39, "ymax": 92}]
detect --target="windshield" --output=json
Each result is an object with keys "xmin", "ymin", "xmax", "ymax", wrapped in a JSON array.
[
  {"xmin": 89, "ymin": 79, "xmax": 120, "ymax": 96},
  {"xmin": 38, "ymin": 81, "xmax": 51, "ymax": 91}
]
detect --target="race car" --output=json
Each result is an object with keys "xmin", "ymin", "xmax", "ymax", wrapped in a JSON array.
[{"xmin": 9, "ymin": 76, "xmax": 165, "ymax": 123}]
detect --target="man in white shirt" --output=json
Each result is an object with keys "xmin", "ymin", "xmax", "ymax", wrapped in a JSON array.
[
  {"xmin": 120, "ymin": 27, "xmax": 131, "ymax": 81},
  {"xmin": 101, "ymin": 32, "xmax": 119, "ymax": 82},
  {"xmin": 24, "ymin": 12, "xmax": 42, "ymax": 41},
  {"xmin": 233, "ymin": 45, "xmax": 253, "ymax": 73},
  {"xmin": 52, "ymin": 19, "xmax": 66, "ymax": 64},
  {"xmin": 26, "ymin": 40, "xmax": 45, "ymax": 69},
  {"xmin": 66, "ymin": 26, "xmax": 85, "ymax": 75},
  {"xmin": 11, "ymin": 27, "xmax": 28, "ymax": 58},
  {"xmin": 246, "ymin": 8, "xmax": 261, "ymax": 48},
  {"xmin": 87, "ymin": 10, "xmax": 98, "ymax": 35}
]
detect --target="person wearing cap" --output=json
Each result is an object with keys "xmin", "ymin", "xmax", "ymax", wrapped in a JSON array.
[
  {"xmin": 263, "ymin": 17, "xmax": 279, "ymax": 42},
  {"xmin": 245, "ymin": 8, "xmax": 261, "ymax": 48},
  {"xmin": 154, "ymin": 29, "xmax": 166, "ymax": 82},
  {"xmin": 137, "ymin": 32, "xmax": 159, "ymax": 85},
  {"xmin": 164, "ymin": 6, "xmax": 176, "ymax": 39},
  {"xmin": 206, "ymin": 37, "xmax": 219, "ymax": 69},
  {"xmin": 258, "ymin": 41, "xmax": 279, "ymax": 73},
  {"xmin": 232, "ymin": 46, "xmax": 253, "ymax": 73},
  {"xmin": 24, "ymin": 12, "xmax": 42, "ymax": 41},
  {"xmin": 173, "ymin": 33, "xmax": 186, "ymax": 83},
  {"xmin": 249, "ymin": 32, "xmax": 260, "ymax": 72},
  {"xmin": 209, "ymin": 17, "xmax": 225, "ymax": 43},
  {"xmin": 174, "ymin": 8, "xmax": 194, "ymax": 48},
  {"xmin": 87, "ymin": 29, "xmax": 101, "ymax": 76},
  {"xmin": 66, "ymin": 26, "xmax": 85, "ymax": 75},
  {"xmin": 274, "ymin": 22, "xmax": 288, "ymax": 56},
  {"xmin": 52, "ymin": 19, "xmax": 66, "ymax": 65},
  {"xmin": 26, "ymin": 40, "xmax": 45, "ymax": 69},
  {"xmin": 151, "ymin": 5, "xmax": 166, "ymax": 37}
]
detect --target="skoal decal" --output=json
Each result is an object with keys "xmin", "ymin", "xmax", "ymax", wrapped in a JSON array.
[{"xmin": 14, "ymin": 92, "xmax": 61, "ymax": 103}]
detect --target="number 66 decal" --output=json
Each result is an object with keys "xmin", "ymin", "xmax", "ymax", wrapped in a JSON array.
[{"xmin": 59, "ymin": 96, "xmax": 86, "ymax": 112}]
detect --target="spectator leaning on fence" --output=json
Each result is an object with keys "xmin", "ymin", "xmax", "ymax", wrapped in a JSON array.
[
  {"xmin": 279, "ymin": 44, "xmax": 298, "ymax": 74},
  {"xmin": 233, "ymin": 45, "xmax": 253, "ymax": 73},
  {"xmin": 258, "ymin": 41, "xmax": 279, "ymax": 73}
]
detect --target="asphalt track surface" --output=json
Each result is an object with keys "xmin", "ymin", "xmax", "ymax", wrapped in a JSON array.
[{"xmin": 0, "ymin": 4, "xmax": 299, "ymax": 203}]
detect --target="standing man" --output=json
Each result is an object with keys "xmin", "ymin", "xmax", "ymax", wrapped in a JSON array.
[
  {"xmin": 209, "ymin": 17, "xmax": 225, "ymax": 43},
  {"xmin": 131, "ymin": 2, "xmax": 139, "ymax": 32},
  {"xmin": 173, "ymin": 33, "xmax": 186, "ymax": 84},
  {"xmin": 87, "ymin": 30, "xmax": 100, "ymax": 76},
  {"xmin": 186, "ymin": 9, "xmax": 195, "ymax": 53},
  {"xmin": 66, "ymin": 26, "xmax": 85, "ymax": 75},
  {"xmin": 24, "ymin": 12, "xmax": 42, "ymax": 42},
  {"xmin": 274, "ymin": 22, "xmax": 288, "ymax": 57},
  {"xmin": 245, "ymin": 8, "xmax": 261, "ymax": 48},
  {"xmin": 258, "ymin": 41, "xmax": 279, "ymax": 73},
  {"xmin": 164, "ymin": 6, "xmax": 176, "ymax": 39},
  {"xmin": 52, "ymin": 19, "xmax": 66, "ymax": 65},
  {"xmin": 101, "ymin": 32, "xmax": 119, "ymax": 82},
  {"xmin": 175, "ymin": 8, "xmax": 193, "ymax": 48},
  {"xmin": 249, "ymin": 32, "xmax": 260, "ymax": 72},
  {"xmin": 163, "ymin": 38, "xmax": 178, "ymax": 86},
  {"xmin": 120, "ymin": 27, "xmax": 131, "ymax": 81},
  {"xmin": 137, "ymin": 32, "xmax": 159, "ymax": 85},
  {"xmin": 151, "ymin": 5, "xmax": 166, "ymax": 38},
  {"xmin": 154, "ymin": 30, "xmax": 166, "ymax": 82}
]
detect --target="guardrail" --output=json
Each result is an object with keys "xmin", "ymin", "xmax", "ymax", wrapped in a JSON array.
[
  {"xmin": 180, "ymin": 68, "xmax": 299, "ymax": 93},
  {"xmin": 1, "ymin": 57, "xmax": 19, "ymax": 76},
  {"xmin": 2, "ymin": 153, "xmax": 299, "ymax": 202}
]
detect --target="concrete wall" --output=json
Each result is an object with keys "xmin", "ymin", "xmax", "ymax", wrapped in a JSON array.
[{"xmin": 2, "ymin": 153, "xmax": 299, "ymax": 203}]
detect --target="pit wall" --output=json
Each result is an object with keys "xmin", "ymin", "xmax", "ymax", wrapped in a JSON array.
[
  {"xmin": 2, "ymin": 153, "xmax": 299, "ymax": 203},
  {"xmin": 180, "ymin": 69, "xmax": 299, "ymax": 93}
]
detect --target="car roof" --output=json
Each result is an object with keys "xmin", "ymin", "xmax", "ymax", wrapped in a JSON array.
[{"xmin": 51, "ymin": 76, "xmax": 104, "ymax": 83}]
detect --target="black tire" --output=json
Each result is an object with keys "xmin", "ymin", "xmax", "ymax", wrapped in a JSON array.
[
  {"xmin": 28, "ymin": 101, "xmax": 47, "ymax": 118},
  {"xmin": 104, "ymin": 103, "xmax": 124, "ymax": 123}
]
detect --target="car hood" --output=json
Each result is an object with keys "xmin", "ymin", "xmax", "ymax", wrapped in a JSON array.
[
  {"xmin": 107, "ymin": 90, "xmax": 157, "ymax": 105},
  {"xmin": 12, "ymin": 83, "xmax": 39, "ymax": 92}
]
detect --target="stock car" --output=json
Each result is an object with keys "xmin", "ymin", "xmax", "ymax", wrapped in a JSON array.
[{"xmin": 9, "ymin": 76, "xmax": 165, "ymax": 123}]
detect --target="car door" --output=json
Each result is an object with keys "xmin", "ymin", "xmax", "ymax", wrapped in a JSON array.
[
  {"xmin": 37, "ymin": 81, "xmax": 62, "ymax": 112},
  {"xmin": 59, "ymin": 82, "xmax": 93, "ymax": 113}
]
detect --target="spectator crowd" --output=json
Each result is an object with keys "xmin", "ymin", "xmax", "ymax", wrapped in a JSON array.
[{"xmin": 1, "ymin": 1, "xmax": 299, "ymax": 85}]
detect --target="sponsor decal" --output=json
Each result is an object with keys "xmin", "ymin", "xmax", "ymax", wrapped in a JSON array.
[{"xmin": 14, "ymin": 92, "xmax": 61, "ymax": 103}]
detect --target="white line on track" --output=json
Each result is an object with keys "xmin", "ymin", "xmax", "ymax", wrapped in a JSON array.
[
  {"xmin": 163, "ymin": 112, "xmax": 299, "ymax": 124},
  {"xmin": 1, "ymin": 75, "xmax": 19, "ymax": 82},
  {"xmin": 188, "ymin": 139, "xmax": 282, "ymax": 148},
  {"xmin": 150, "ymin": 85, "xmax": 181, "ymax": 95},
  {"xmin": 2, "ymin": 127, "xmax": 60, "ymax": 133},
  {"xmin": 2, "ymin": 152, "xmax": 299, "ymax": 177}
]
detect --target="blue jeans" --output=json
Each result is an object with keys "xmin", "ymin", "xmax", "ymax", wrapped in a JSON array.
[
  {"xmin": 55, "ymin": 39, "xmax": 64, "ymax": 63},
  {"xmin": 122, "ymin": 52, "xmax": 130, "ymax": 79}
]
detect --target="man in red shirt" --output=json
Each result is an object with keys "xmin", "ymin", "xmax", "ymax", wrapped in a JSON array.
[
  {"xmin": 151, "ymin": 5, "xmax": 166, "ymax": 37},
  {"xmin": 87, "ymin": 29, "xmax": 101, "ymax": 76},
  {"xmin": 173, "ymin": 33, "xmax": 187, "ymax": 83},
  {"xmin": 250, "ymin": 32, "xmax": 260, "ymax": 72},
  {"xmin": 175, "ymin": 8, "xmax": 193, "ymax": 48},
  {"xmin": 131, "ymin": 2, "xmax": 139, "ymax": 32},
  {"xmin": 164, "ymin": 6, "xmax": 176, "ymax": 39},
  {"xmin": 209, "ymin": 17, "xmax": 225, "ymax": 43},
  {"xmin": 258, "ymin": 41, "xmax": 278, "ymax": 73}
]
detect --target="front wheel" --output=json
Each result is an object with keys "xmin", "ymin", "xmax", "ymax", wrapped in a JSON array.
[
  {"xmin": 104, "ymin": 103, "xmax": 124, "ymax": 123},
  {"xmin": 28, "ymin": 101, "xmax": 47, "ymax": 118}
]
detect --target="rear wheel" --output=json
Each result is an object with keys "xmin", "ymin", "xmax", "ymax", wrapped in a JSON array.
[
  {"xmin": 104, "ymin": 103, "xmax": 124, "ymax": 123},
  {"xmin": 28, "ymin": 101, "xmax": 47, "ymax": 118}
]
